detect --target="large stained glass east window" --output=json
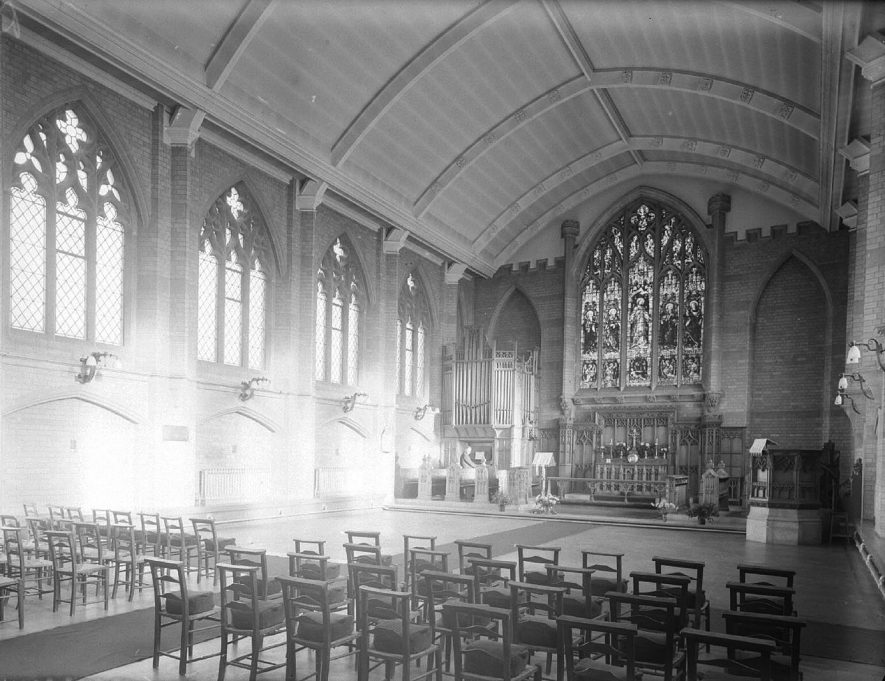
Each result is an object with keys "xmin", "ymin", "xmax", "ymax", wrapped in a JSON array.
[
  {"xmin": 9, "ymin": 105, "xmax": 127, "ymax": 343},
  {"xmin": 397, "ymin": 271, "xmax": 431, "ymax": 398},
  {"xmin": 198, "ymin": 184, "xmax": 271, "ymax": 369},
  {"xmin": 580, "ymin": 200, "xmax": 706, "ymax": 390},
  {"xmin": 316, "ymin": 236, "xmax": 364, "ymax": 385}
]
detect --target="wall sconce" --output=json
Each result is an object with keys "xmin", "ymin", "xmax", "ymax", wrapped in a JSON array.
[
  {"xmin": 75, "ymin": 351, "xmax": 119, "ymax": 384},
  {"xmin": 342, "ymin": 392, "xmax": 367, "ymax": 413},
  {"xmin": 837, "ymin": 372, "xmax": 873, "ymax": 399},
  {"xmin": 847, "ymin": 338, "xmax": 885, "ymax": 372},
  {"xmin": 414, "ymin": 404, "xmax": 430, "ymax": 420},
  {"xmin": 239, "ymin": 376, "xmax": 269, "ymax": 401},
  {"xmin": 834, "ymin": 390, "xmax": 861, "ymax": 415}
]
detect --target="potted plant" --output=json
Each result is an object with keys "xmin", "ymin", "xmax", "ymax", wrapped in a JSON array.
[
  {"xmin": 492, "ymin": 491, "xmax": 512, "ymax": 511},
  {"xmin": 688, "ymin": 501, "xmax": 719, "ymax": 525},
  {"xmin": 651, "ymin": 497, "xmax": 677, "ymax": 521}
]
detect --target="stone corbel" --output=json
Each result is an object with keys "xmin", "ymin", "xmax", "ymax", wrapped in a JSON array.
[
  {"xmin": 846, "ymin": 33, "xmax": 885, "ymax": 86},
  {"xmin": 835, "ymin": 200, "xmax": 858, "ymax": 229},
  {"xmin": 163, "ymin": 106, "xmax": 204, "ymax": 153},
  {"xmin": 295, "ymin": 179, "xmax": 327, "ymax": 212},
  {"xmin": 445, "ymin": 262, "xmax": 468, "ymax": 285},
  {"xmin": 382, "ymin": 227, "xmax": 409, "ymax": 254}
]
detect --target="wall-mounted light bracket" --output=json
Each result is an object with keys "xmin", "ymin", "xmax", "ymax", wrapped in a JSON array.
[
  {"xmin": 239, "ymin": 376, "xmax": 269, "ymax": 401},
  {"xmin": 834, "ymin": 389, "xmax": 861, "ymax": 415},
  {"xmin": 847, "ymin": 338, "xmax": 885, "ymax": 372},
  {"xmin": 838, "ymin": 372, "xmax": 874, "ymax": 399},
  {"xmin": 342, "ymin": 392, "xmax": 367, "ymax": 413},
  {"xmin": 414, "ymin": 404, "xmax": 429, "ymax": 420},
  {"xmin": 75, "ymin": 352, "xmax": 120, "ymax": 384}
]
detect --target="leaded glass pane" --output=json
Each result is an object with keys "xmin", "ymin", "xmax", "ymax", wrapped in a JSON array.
[
  {"xmin": 602, "ymin": 280, "xmax": 621, "ymax": 388},
  {"xmin": 657, "ymin": 269, "xmax": 679, "ymax": 386},
  {"xmin": 198, "ymin": 249, "xmax": 218, "ymax": 362},
  {"xmin": 223, "ymin": 260, "xmax": 242, "ymax": 366},
  {"xmin": 404, "ymin": 320, "xmax": 413, "ymax": 396},
  {"xmin": 249, "ymin": 267, "xmax": 266, "ymax": 369},
  {"xmin": 416, "ymin": 323, "xmax": 425, "ymax": 397},
  {"xmin": 330, "ymin": 291, "xmax": 343, "ymax": 384},
  {"xmin": 95, "ymin": 208, "xmax": 124, "ymax": 345},
  {"xmin": 580, "ymin": 280, "xmax": 598, "ymax": 388},
  {"xmin": 347, "ymin": 295, "xmax": 359, "ymax": 385},
  {"xmin": 315, "ymin": 283, "xmax": 326, "ymax": 380},
  {"xmin": 55, "ymin": 200, "xmax": 87, "ymax": 339},
  {"xmin": 10, "ymin": 179, "xmax": 46, "ymax": 332},
  {"xmin": 626, "ymin": 257, "xmax": 652, "ymax": 387}
]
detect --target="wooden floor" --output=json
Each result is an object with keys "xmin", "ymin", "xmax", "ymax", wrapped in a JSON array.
[{"xmin": 2, "ymin": 506, "xmax": 883, "ymax": 680}]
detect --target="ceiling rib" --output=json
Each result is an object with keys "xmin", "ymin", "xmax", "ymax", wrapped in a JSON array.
[
  {"xmin": 476, "ymin": 134, "xmax": 818, "ymax": 252},
  {"xmin": 329, "ymin": 0, "xmax": 515, "ymax": 167},
  {"xmin": 205, "ymin": 0, "xmax": 277, "ymax": 91},
  {"xmin": 496, "ymin": 160, "xmax": 818, "ymax": 265},
  {"xmin": 717, "ymin": 0, "xmax": 822, "ymax": 44},
  {"xmin": 540, "ymin": 0, "xmax": 642, "ymax": 167},
  {"xmin": 413, "ymin": 76, "xmax": 591, "ymax": 217}
]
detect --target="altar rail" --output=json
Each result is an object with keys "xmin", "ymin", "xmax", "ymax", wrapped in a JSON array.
[
  {"xmin": 548, "ymin": 476, "xmax": 667, "ymax": 503},
  {"xmin": 197, "ymin": 467, "xmax": 272, "ymax": 505}
]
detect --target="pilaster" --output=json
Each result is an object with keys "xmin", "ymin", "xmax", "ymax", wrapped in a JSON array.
[{"xmin": 705, "ymin": 193, "xmax": 730, "ymax": 413}]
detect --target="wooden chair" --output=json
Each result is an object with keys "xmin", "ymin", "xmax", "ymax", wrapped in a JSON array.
[
  {"xmin": 607, "ymin": 591, "xmax": 685, "ymax": 681},
  {"xmin": 404, "ymin": 534, "xmax": 437, "ymax": 589},
  {"xmin": 469, "ymin": 556, "xmax": 518, "ymax": 609},
  {"xmin": 161, "ymin": 515, "xmax": 198, "ymax": 573},
  {"xmin": 45, "ymin": 528, "xmax": 109, "ymax": 615},
  {"xmin": 345, "ymin": 529, "xmax": 394, "ymax": 566},
  {"xmin": 278, "ymin": 574, "xmax": 359, "ymax": 681},
  {"xmin": 108, "ymin": 522, "xmax": 147, "ymax": 601},
  {"xmin": 91, "ymin": 508, "xmax": 112, "ymax": 539},
  {"xmin": 350, "ymin": 562, "xmax": 402, "ymax": 625},
  {"xmin": 357, "ymin": 584, "xmax": 442, "ymax": 681},
  {"xmin": 722, "ymin": 611, "xmax": 806, "ymax": 681},
  {"xmin": 726, "ymin": 582, "xmax": 795, "ymax": 617},
  {"xmin": 24, "ymin": 516, "xmax": 50, "ymax": 559},
  {"xmin": 581, "ymin": 550, "xmax": 627, "ymax": 597},
  {"xmin": 22, "ymin": 503, "xmax": 40, "ymax": 518},
  {"xmin": 422, "ymin": 570, "xmax": 484, "ymax": 670},
  {"xmin": 0, "ymin": 527, "xmax": 25, "ymax": 629},
  {"xmin": 557, "ymin": 614, "xmax": 640, "ymax": 681},
  {"xmin": 409, "ymin": 548, "xmax": 450, "ymax": 602},
  {"xmin": 47, "ymin": 504, "xmax": 66, "ymax": 528},
  {"xmin": 738, "ymin": 565, "xmax": 795, "ymax": 589},
  {"xmin": 217, "ymin": 562, "xmax": 287, "ymax": 681},
  {"xmin": 445, "ymin": 601, "xmax": 540, "ymax": 681},
  {"xmin": 139, "ymin": 511, "xmax": 165, "ymax": 557},
  {"xmin": 681, "ymin": 627, "xmax": 777, "ymax": 681},
  {"xmin": 545, "ymin": 564, "xmax": 605, "ymax": 619},
  {"xmin": 190, "ymin": 517, "xmax": 236, "ymax": 585},
  {"xmin": 65, "ymin": 506, "xmax": 85, "ymax": 522},
  {"xmin": 3, "ymin": 525, "xmax": 53, "ymax": 600},
  {"xmin": 289, "ymin": 550, "xmax": 349, "ymax": 615},
  {"xmin": 652, "ymin": 557, "xmax": 710, "ymax": 635},
  {"xmin": 455, "ymin": 540, "xmax": 494, "ymax": 579},
  {"xmin": 515, "ymin": 545, "xmax": 560, "ymax": 585},
  {"xmin": 293, "ymin": 538, "xmax": 343, "ymax": 580},
  {"xmin": 145, "ymin": 557, "xmax": 220, "ymax": 675},
  {"xmin": 227, "ymin": 546, "xmax": 282, "ymax": 600},
  {"xmin": 630, "ymin": 571, "xmax": 692, "ymax": 630},
  {"xmin": 345, "ymin": 542, "xmax": 390, "ymax": 615},
  {"xmin": 509, "ymin": 580, "xmax": 567, "ymax": 676}
]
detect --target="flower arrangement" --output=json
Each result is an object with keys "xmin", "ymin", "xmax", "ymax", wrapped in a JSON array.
[
  {"xmin": 491, "ymin": 491, "xmax": 512, "ymax": 509},
  {"xmin": 531, "ymin": 492, "xmax": 560, "ymax": 514},
  {"xmin": 651, "ymin": 498, "xmax": 677, "ymax": 520},
  {"xmin": 688, "ymin": 501, "xmax": 719, "ymax": 524}
]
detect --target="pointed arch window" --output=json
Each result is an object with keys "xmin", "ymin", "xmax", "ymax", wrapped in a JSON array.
[
  {"xmin": 316, "ymin": 237, "xmax": 364, "ymax": 385},
  {"xmin": 9, "ymin": 105, "xmax": 128, "ymax": 344},
  {"xmin": 198, "ymin": 184, "xmax": 271, "ymax": 369},
  {"xmin": 580, "ymin": 200, "xmax": 706, "ymax": 390},
  {"xmin": 398, "ymin": 271, "xmax": 431, "ymax": 398}
]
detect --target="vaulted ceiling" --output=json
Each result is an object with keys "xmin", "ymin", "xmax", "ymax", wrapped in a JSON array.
[{"xmin": 10, "ymin": 0, "xmax": 882, "ymax": 276}]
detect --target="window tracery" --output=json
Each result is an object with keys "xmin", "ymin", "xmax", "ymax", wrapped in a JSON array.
[
  {"xmin": 397, "ymin": 271, "xmax": 430, "ymax": 398},
  {"xmin": 198, "ymin": 184, "xmax": 271, "ymax": 368},
  {"xmin": 316, "ymin": 236, "xmax": 364, "ymax": 385},
  {"xmin": 9, "ymin": 105, "xmax": 128, "ymax": 343},
  {"xmin": 580, "ymin": 200, "xmax": 706, "ymax": 390}
]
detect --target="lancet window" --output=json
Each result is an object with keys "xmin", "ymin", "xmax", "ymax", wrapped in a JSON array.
[
  {"xmin": 397, "ymin": 271, "xmax": 430, "ymax": 398},
  {"xmin": 9, "ymin": 105, "xmax": 128, "ymax": 344},
  {"xmin": 579, "ymin": 200, "xmax": 706, "ymax": 390},
  {"xmin": 315, "ymin": 236, "xmax": 364, "ymax": 385},
  {"xmin": 198, "ymin": 183, "xmax": 271, "ymax": 369}
]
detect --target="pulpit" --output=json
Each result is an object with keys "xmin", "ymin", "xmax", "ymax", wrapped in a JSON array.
[{"xmin": 746, "ymin": 439, "xmax": 822, "ymax": 545}]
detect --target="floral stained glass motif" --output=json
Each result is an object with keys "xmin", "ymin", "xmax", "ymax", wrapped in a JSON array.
[
  {"xmin": 580, "ymin": 199, "xmax": 707, "ymax": 390},
  {"xmin": 9, "ymin": 106, "xmax": 130, "ymax": 342},
  {"xmin": 316, "ymin": 236, "xmax": 364, "ymax": 385},
  {"xmin": 397, "ymin": 271, "xmax": 431, "ymax": 398},
  {"xmin": 198, "ymin": 184, "xmax": 272, "ymax": 369}
]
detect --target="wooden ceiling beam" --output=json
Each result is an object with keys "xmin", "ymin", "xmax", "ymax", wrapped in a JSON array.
[{"xmin": 205, "ymin": 0, "xmax": 276, "ymax": 91}]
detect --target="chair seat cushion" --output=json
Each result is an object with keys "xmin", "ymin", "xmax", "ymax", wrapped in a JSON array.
[
  {"xmin": 227, "ymin": 599, "xmax": 285, "ymax": 629},
  {"xmin": 236, "ymin": 577, "xmax": 282, "ymax": 598},
  {"xmin": 299, "ymin": 561, "xmax": 342, "ymax": 580},
  {"xmin": 372, "ymin": 620, "xmax": 433, "ymax": 653},
  {"xmin": 463, "ymin": 639, "xmax": 529, "ymax": 677},
  {"xmin": 563, "ymin": 594, "xmax": 604, "ymax": 618},
  {"xmin": 517, "ymin": 614, "xmax": 557, "ymax": 648},
  {"xmin": 574, "ymin": 657, "xmax": 632, "ymax": 681},
  {"xmin": 524, "ymin": 570, "xmax": 551, "ymax": 585},
  {"xmin": 296, "ymin": 611, "xmax": 354, "ymax": 642},
  {"xmin": 481, "ymin": 587, "xmax": 511, "ymax": 609},
  {"xmin": 301, "ymin": 582, "xmax": 347, "ymax": 605},
  {"xmin": 624, "ymin": 631, "xmax": 669, "ymax": 664},
  {"xmin": 205, "ymin": 537, "xmax": 236, "ymax": 552},
  {"xmin": 165, "ymin": 590, "xmax": 215, "ymax": 615}
]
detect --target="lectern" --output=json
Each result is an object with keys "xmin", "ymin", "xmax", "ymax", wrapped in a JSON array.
[{"xmin": 746, "ymin": 439, "xmax": 822, "ymax": 544}]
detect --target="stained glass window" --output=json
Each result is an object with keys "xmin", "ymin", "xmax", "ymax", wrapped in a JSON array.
[
  {"xmin": 397, "ymin": 271, "xmax": 431, "ymax": 398},
  {"xmin": 316, "ymin": 236, "xmax": 364, "ymax": 385},
  {"xmin": 8, "ymin": 106, "xmax": 129, "ymax": 342},
  {"xmin": 198, "ymin": 184, "xmax": 271, "ymax": 369},
  {"xmin": 580, "ymin": 200, "xmax": 706, "ymax": 390}
]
